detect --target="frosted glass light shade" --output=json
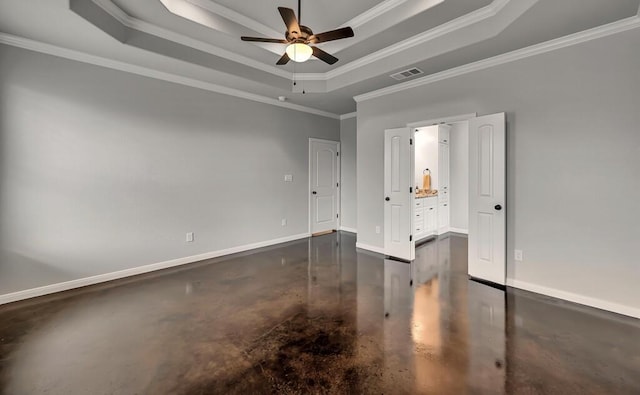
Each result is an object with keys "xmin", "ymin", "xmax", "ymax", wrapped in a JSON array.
[{"xmin": 285, "ymin": 43, "xmax": 313, "ymax": 62}]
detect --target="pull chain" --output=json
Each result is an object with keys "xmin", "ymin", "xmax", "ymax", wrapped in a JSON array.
[{"xmin": 292, "ymin": 61, "xmax": 297, "ymax": 89}]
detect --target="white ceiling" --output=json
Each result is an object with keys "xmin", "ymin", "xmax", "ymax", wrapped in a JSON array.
[{"xmin": 1, "ymin": 0, "xmax": 639, "ymax": 116}]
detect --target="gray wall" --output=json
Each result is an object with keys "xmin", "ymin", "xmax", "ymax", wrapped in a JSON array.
[
  {"xmin": 356, "ymin": 29, "xmax": 640, "ymax": 309},
  {"xmin": 340, "ymin": 117, "xmax": 357, "ymax": 231},
  {"xmin": 0, "ymin": 44, "xmax": 339, "ymax": 294}
]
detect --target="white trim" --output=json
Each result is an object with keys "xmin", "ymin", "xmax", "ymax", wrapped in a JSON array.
[
  {"xmin": 339, "ymin": 226, "xmax": 358, "ymax": 234},
  {"xmin": 0, "ymin": 33, "xmax": 340, "ymax": 120},
  {"xmin": 183, "ymin": 0, "xmax": 283, "ymax": 39},
  {"xmin": 0, "ymin": 233, "xmax": 310, "ymax": 306},
  {"xmin": 294, "ymin": 73, "xmax": 326, "ymax": 81},
  {"xmin": 355, "ymin": 242, "xmax": 386, "ymax": 255},
  {"xmin": 354, "ymin": 15, "xmax": 640, "ymax": 102},
  {"xmin": 448, "ymin": 227, "xmax": 468, "ymax": 234},
  {"xmin": 92, "ymin": 0, "xmax": 291, "ymax": 76},
  {"xmin": 340, "ymin": 112, "xmax": 357, "ymax": 120},
  {"xmin": 344, "ymin": 0, "xmax": 407, "ymax": 28},
  {"xmin": 328, "ymin": 0, "xmax": 510, "ymax": 80},
  {"xmin": 408, "ymin": 113, "xmax": 477, "ymax": 128},
  {"xmin": 308, "ymin": 138, "xmax": 341, "ymax": 144},
  {"xmin": 506, "ymin": 278, "xmax": 640, "ymax": 320}
]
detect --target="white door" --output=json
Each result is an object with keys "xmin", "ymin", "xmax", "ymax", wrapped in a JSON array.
[
  {"xmin": 468, "ymin": 113, "xmax": 506, "ymax": 285},
  {"xmin": 384, "ymin": 128, "xmax": 415, "ymax": 261},
  {"xmin": 310, "ymin": 139, "xmax": 339, "ymax": 234}
]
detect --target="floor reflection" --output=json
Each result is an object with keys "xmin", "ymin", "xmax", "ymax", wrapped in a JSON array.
[{"xmin": 0, "ymin": 232, "xmax": 639, "ymax": 394}]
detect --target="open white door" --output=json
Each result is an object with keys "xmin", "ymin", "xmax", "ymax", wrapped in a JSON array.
[
  {"xmin": 468, "ymin": 113, "xmax": 506, "ymax": 285},
  {"xmin": 384, "ymin": 128, "xmax": 415, "ymax": 261},
  {"xmin": 310, "ymin": 139, "xmax": 340, "ymax": 235}
]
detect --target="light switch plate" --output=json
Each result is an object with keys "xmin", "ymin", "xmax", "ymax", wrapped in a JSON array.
[
  {"xmin": 186, "ymin": 232, "xmax": 194, "ymax": 242},
  {"xmin": 284, "ymin": 174, "xmax": 293, "ymax": 182}
]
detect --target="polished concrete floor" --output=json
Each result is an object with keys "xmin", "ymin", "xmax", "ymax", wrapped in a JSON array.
[{"xmin": 1, "ymin": 232, "xmax": 639, "ymax": 394}]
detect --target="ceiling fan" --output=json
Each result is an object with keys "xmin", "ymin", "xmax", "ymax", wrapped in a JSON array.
[{"xmin": 240, "ymin": 0, "xmax": 354, "ymax": 65}]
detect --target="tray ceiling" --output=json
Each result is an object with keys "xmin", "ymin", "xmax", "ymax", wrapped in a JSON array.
[{"xmin": 1, "ymin": 0, "xmax": 639, "ymax": 115}]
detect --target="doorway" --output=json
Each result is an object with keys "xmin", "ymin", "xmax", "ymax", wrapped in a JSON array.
[
  {"xmin": 383, "ymin": 113, "xmax": 506, "ymax": 286},
  {"xmin": 309, "ymin": 138, "xmax": 340, "ymax": 235}
]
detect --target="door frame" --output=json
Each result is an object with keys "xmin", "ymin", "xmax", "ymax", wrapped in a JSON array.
[
  {"xmin": 308, "ymin": 138, "xmax": 341, "ymax": 235},
  {"xmin": 407, "ymin": 113, "xmax": 478, "ymax": 129},
  {"xmin": 406, "ymin": 112, "xmax": 506, "ymax": 284},
  {"xmin": 407, "ymin": 112, "xmax": 478, "ymax": 246}
]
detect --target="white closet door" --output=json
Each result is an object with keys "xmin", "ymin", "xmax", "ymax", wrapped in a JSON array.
[
  {"xmin": 468, "ymin": 113, "xmax": 506, "ymax": 285},
  {"xmin": 310, "ymin": 139, "xmax": 339, "ymax": 234},
  {"xmin": 384, "ymin": 127, "xmax": 414, "ymax": 261}
]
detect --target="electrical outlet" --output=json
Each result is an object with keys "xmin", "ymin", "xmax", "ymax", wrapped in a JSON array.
[
  {"xmin": 281, "ymin": 219, "xmax": 287, "ymax": 226},
  {"xmin": 186, "ymin": 232, "xmax": 194, "ymax": 242},
  {"xmin": 284, "ymin": 174, "xmax": 293, "ymax": 182},
  {"xmin": 514, "ymin": 249, "xmax": 523, "ymax": 261},
  {"xmin": 375, "ymin": 225, "xmax": 381, "ymax": 234}
]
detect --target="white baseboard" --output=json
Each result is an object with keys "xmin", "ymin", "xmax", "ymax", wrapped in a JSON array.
[
  {"xmin": 339, "ymin": 226, "xmax": 357, "ymax": 234},
  {"xmin": 506, "ymin": 278, "xmax": 640, "ymax": 320},
  {"xmin": 355, "ymin": 242, "xmax": 385, "ymax": 255},
  {"xmin": 448, "ymin": 227, "xmax": 468, "ymax": 234},
  {"xmin": 0, "ymin": 232, "xmax": 310, "ymax": 306}
]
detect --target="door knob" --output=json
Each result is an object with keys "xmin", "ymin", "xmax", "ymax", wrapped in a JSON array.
[
  {"xmin": 312, "ymin": 191, "xmax": 317, "ymax": 195},
  {"xmin": 385, "ymin": 197, "xmax": 390, "ymax": 201},
  {"xmin": 494, "ymin": 204, "xmax": 502, "ymax": 211}
]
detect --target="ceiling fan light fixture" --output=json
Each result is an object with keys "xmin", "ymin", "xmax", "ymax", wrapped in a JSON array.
[{"xmin": 286, "ymin": 43, "xmax": 312, "ymax": 62}]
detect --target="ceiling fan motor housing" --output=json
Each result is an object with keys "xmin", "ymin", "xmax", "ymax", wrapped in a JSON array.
[{"xmin": 286, "ymin": 25, "xmax": 313, "ymax": 42}]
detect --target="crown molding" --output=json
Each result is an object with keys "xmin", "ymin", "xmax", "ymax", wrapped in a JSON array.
[
  {"xmin": 183, "ymin": 0, "xmax": 283, "ymax": 38},
  {"xmin": 354, "ymin": 15, "xmax": 640, "ymax": 103},
  {"xmin": 339, "ymin": 112, "xmax": 357, "ymax": 120},
  {"xmin": 293, "ymin": 73, "xmax": 326, "ymax": 81},
  {"xmin": 326, "ymin": 0, "xmax": 511, "ymax": 79},
  {"xmin": 0, "ymin": 33, "xmax": 340, "ymax": 119},
  {"xmin": 342, "ymin": 0, "xmax": 407, "ymax": 28},
  {"xmin": 92, "ymin": 0, "xmax": 291, "ymax": 79}
]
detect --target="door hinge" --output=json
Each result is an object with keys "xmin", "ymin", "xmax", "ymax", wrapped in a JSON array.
[
  {"xmin": 410, "ymin": 138, "xmax": 413, "ymax": 145},
  {"xmin": 337, "ymin": 182, "xmax": 339, "ymax": 187},
  {"xmin": 336, "ymin": 214, "xmax": 339, "ymax": 218},
  {"xmin": 409, "ymin": 235, "xmax": 413, "ymax": 241},
  {"xmin": 337, "ymin": 151, "xmax": 339, "ymax": 156},
  {"xmin": 409, "ymin": 187, "xmax": 413, "ymax": 193}
]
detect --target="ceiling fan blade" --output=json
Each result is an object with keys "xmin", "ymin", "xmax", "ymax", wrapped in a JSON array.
[
  {"xmin": 311, "ymin": 46, "xmax": 338, "ymax": 65},
  {"xmin": 278, "ymin": 7, "xmax": 301, "ymax": 34},
  {"xmin": 309, "ymin": 27, "xmax": 354, "ymax": 44},
  {"xmin": 241, "ymin": 36, "xmax": 288, "ymax": 43},
  {"xmin": 276, "ymin": 52, "xmax": 291, "ymax": 65}
]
